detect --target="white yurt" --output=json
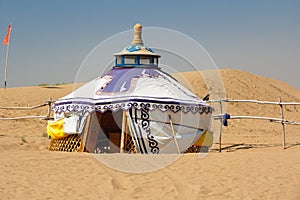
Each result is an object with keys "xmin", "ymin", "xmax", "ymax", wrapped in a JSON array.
[{"xmin": 47, "ymin": 24, "xmax": 214, "ymax": 154}]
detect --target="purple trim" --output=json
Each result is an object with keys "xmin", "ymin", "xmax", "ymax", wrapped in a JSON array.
[
  {"xmin": 55, "ymin": 96, "xmax": 200, "ymax": 103},
  {"xmin": 100, "ymin": 67, "xmax": 161, "ymax": 93},
  {"xmin": 54, "ymin": 95, "xmax": 203, "ymax": 105},
  {"xmin": 54, "ymin": 98, "xmax": 206, "ymax": 107},
  {"xmin": 53, "ymin": 100, "xmax": 214, "ymax": 115}
]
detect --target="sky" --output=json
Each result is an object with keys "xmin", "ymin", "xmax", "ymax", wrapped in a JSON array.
[{"xmin": 0, "ymin": 0, "xmax": 299, "ymax": 89}]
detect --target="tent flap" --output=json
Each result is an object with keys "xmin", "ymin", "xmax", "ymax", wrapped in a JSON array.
[{"xmin": 126, "ymin": 108, "xmax": 210, "ymax": 154}]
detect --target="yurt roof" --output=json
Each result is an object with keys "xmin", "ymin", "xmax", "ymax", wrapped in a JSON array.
[
  {"xmin": 53, "ymin": 24, "xmax": 212, "ymax": 114},
  {"xmin": 53, "ymin": 67, "xmax": 212, "ymax": 114}
]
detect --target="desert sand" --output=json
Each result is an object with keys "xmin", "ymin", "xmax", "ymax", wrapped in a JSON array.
[{"xmin": 0, "ymin": 69, "xmax": 299, "ymax": 200}]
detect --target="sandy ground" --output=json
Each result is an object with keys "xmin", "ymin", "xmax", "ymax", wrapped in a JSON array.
[{"xmin": 0, "ymin": 69, "xmax": 300, "ymax": 199}]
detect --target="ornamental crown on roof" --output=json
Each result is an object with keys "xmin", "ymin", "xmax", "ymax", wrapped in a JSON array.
[
  {"xmin": 114, "ymin": 24, "xmax": 160, "ymax": 67},
  {"xmin": 132, "ymin": 23, "xmax": 143, "ymax": 45}
]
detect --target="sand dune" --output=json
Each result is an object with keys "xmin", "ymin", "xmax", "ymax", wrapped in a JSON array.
[
  {"xmin": 179, "ymin": 69, "xmax": 300, "ymax": 145},
  {"xmin": 0, "ymin": 69, "xmax": 299, "ymax": 199}
]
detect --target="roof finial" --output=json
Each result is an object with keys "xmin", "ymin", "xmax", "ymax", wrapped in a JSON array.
[{"xmin": 132, "ymin": 23, "xmax": 143, "ymax": 45}]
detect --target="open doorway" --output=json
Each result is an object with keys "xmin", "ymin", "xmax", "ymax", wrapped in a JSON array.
[{"xmin": 84, "ymin": 110, "xmax": 123, "ymax": 153}]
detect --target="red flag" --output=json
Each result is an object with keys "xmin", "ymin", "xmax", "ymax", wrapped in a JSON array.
[{"xmin": 2, "ymin": 25, "xmax": 12, "ymax": 46}]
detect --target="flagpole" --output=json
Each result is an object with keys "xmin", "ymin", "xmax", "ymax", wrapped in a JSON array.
[
  {"xmin": 3, "ymin": 22, "xmax": 12, "ymax": 89},
  {"xmin": 4, "ymin": 41, "xmax": 9, "ymax": 89}
]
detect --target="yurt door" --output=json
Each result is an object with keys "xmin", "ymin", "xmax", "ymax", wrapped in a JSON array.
[{"xmin": 84, "ymin": 111, "xmax": 123, "ymax": 153}]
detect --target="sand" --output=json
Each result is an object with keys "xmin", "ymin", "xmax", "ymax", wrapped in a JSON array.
[{"xmin": 0, "ymin": 69, "xmax": 299, "ymax": 199}]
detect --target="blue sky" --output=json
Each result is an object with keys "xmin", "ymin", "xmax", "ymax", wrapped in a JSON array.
[{"xmin": 0, "ymin": 0, "xmax": 299, "ymax": 89}]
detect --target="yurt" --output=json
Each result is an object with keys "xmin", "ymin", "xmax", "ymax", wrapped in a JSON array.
[{"xmin": 47, "ymin": 24, "xmax": 214, "ymax": 154}]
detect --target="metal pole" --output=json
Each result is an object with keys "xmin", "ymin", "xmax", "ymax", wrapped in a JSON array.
[
  {"xmin": 279, "ymin": 97, "xmax": 286, "ymax": 149},
  {"xmin": 4, "ymin": 43, "xmax": 9, "ymax": 89}
]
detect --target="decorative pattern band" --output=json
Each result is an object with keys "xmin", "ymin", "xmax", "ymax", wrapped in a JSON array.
[
  {"xmin": 140, "ymin": 107, "xmax": 159, "ymax": 154},
  {"xmin": 53, "ymin": 101, "xmax": 214, "ymax": 115}
]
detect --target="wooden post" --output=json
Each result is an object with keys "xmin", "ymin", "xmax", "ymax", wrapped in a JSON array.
[
  {"xmin": 219, "ymin": 101, "xmax": 223, "ymax": 152},
  {"xmin": 120, "ymin": 111, "xmax": 127, "ymax": 153},
  {"xmin": 78, "ymin": 113, "xmax": 91, "ymax": 152},
  {"xmin": 278, "ymin": 97, "xmax": 286, "ymax": 149},
  {"xmin": 169, "ymin": 115, "xmax": 181, "ymax": 153},
  {"xmin": 46, "ymin": 97, "xmax": 52, "ymax": 120}
]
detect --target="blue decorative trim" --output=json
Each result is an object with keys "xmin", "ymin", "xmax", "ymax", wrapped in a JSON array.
[
  {"xmin": 115, "ymin": 63, "xmax": 159, "ymax": 67},
  {"xmin": 114, "ymin": 55, "xmax": 160, "ymax": 67},
  {"xmin": 125, "ymin": 45, "xmax": 141, "ymax": 52},
  {"xmin": 145, "ymin": 47, "xmax": 154, "ymax": 53},
  {"xmin": 121, "ymin": 56, "xmax": 124, "ymax": 65}
]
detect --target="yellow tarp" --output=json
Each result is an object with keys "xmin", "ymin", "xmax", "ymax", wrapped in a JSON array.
[
  {"xmin": 47, "ymin": 119, "xmax": 67, "ymax": 139},
  {"xmin": 194, "ymin": 130, "xmax": 213, "ymax": 147}
]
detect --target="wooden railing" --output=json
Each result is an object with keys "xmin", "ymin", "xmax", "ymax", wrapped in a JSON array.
[
  {"xmin": 1, "ymin": 97, "xmax": 299, "ymax": 152},
  {"xmin": 208, "ymin": 97, "xmax": 300, "ymax": 151},
  {"xmin": 0, "ymin": 98, "xmax": 54, "ymax": 120}
]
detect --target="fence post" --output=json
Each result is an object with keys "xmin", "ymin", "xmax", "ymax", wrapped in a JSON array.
[
  {"xmin": 46, "ymin": 97, "xmax": 52, "ymax": 120},
  {"xmin": 219, "ymin": 100, "xmax": 223, "ymax": 152},
  {"xmin": 278, "ymin": 97, "xmax": 286, "ymax": 149}
]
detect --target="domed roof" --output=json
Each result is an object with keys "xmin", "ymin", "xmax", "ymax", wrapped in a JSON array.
[
  {"xmin": 114, "ymin": 24, "xmax": 160, "ymax": 57},
  {"xmin": 114, "ymin": 44, "xmax": 160, "ymax": 57},
  {"xmin": 53, "ymin": 67, "xmax": 211, "ymax": 115}
]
